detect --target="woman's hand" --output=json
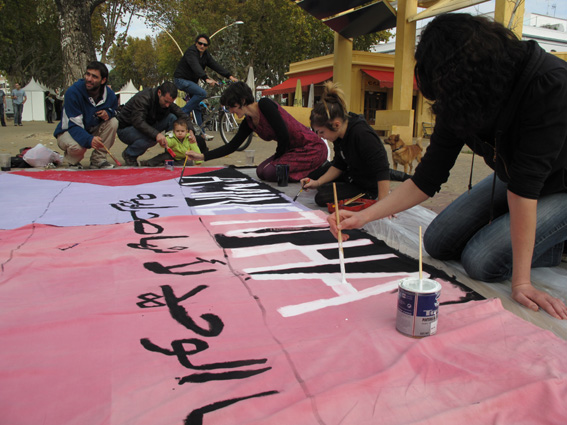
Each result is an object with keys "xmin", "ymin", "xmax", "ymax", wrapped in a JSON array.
[
  {"xmin": 300, "ymin": 178, "xmax": 318, "ymax": 190},
  {"xmin": 512, "ymin": 282, "xmax": 567, "ymax": 320},
  {"xmin": 327, "ymin": 209, "xmax": 368, "ymax": 241},
  {"xmin": 186, "ymin": 150, "xmax": 204, "ymax": 161}
]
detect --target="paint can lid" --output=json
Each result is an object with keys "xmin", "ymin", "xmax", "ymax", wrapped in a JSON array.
[{"xmin": 399, "ymin": 277, "xmax": 442, "ymax": 294}]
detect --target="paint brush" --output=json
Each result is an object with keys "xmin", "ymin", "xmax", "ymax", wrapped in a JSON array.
[
  {"xmin": 333, "ymin": 182, "xmax": 348, "ymax": 284},
  {"xmin": 166, "ymin": 147, "xmax": 176, "ymax": 159},
  {"xmin": 419, "ymin": 225, "xmax": 423, "ymax": 291},
  {"xmin": 293, "ymin": 179, "xmax": 309, "ymax": 202},
  {"xmin": 343, "ymin": 192, "xmax": 365, "ymax": 206},
  {"xmin": 178, "ymin": 155, "xmax": 189, "ymax": 185},
  {"xmin": 101, "ymin": 144, "xmax": 122, "ymax": 166}
]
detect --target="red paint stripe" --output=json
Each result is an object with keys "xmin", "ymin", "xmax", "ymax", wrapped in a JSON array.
[{"xmin": 12, "ymin": 167, "xmax": 223, "ymax": 186}]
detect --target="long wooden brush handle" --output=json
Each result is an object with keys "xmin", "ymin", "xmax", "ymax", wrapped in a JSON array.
[
  {"xmin": 101, "ymin": 144, "xmax": 121, "ymax": 166},
  {"xmin": 344, "ymin": 192, "xmax": 365, "ymax": 206},
  {"xmin": 333, "ymin": 183, "xmax": 347, "ymax": 283},
  {"xmin": 178, "ymin": 155, "xmax": 189, "ymax": 185}
]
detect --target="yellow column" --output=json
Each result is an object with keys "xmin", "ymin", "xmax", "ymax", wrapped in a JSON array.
[
  {"xmin": 333, "ymin": 33, "xmax": 353, "ymax": 109},
  {"xmin": 392, "ymin": 0, "xmax": 417, "ymax": 141},
  {"xmin": 495, "ymin": 0, "xmax": 525, "ymax": 39}
]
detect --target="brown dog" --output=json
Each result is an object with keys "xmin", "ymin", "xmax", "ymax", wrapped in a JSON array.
[{"xmin": 384, "ymin": 134, "xmax": 423, "ymax": 174}]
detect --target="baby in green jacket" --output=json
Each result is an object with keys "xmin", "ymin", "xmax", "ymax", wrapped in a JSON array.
[{"xmin": 141, "ymin": 119, "xmax": 203, "ymax": 166}]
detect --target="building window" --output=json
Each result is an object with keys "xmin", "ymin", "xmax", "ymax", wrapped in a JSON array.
[{"xmin": 364, "ymin": 91, "xmax": 387, "ymax": 125}]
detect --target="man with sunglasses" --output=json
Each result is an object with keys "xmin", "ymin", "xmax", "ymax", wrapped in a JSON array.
[{"xmin": 174, "ymin": 34, "xmax": 238, "ymax": 140}]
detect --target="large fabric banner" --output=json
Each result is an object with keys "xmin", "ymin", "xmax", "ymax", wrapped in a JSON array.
[
  {"xmin": 0, "ymin": 168, "xmax": 306, "ymax": 229},
  {"xmin": 2, "ymin": 208, "xmax": 566, "ymax": 424}
]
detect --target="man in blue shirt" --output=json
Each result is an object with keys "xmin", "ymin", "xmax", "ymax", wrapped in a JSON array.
[
  {"xmin": 54, "ymin": 61, "xmax": 118, "ymax": 169},
  {"xmin": 11, "ymin": 83, "xmax": 26, "ymax": 126}
]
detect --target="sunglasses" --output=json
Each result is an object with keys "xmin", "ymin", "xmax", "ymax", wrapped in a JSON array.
[{"xmin": 197, "ymin": 41, "xmax": 209, "ymax": 47}]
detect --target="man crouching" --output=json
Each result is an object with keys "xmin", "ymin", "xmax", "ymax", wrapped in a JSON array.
[{"xmin": 54, "ymin": 61, "xmax": 118, "ymax": 169}]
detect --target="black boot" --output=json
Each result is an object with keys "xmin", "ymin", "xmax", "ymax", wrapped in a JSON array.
[{"xmin": 389, "ymin": 169, "xmax": 412, "ymax": 182}]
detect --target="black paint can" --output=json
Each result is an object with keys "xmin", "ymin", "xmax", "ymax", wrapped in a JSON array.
[{"xmin": 276, "ymin": 164, "xmax": 289, "ymax": 187}]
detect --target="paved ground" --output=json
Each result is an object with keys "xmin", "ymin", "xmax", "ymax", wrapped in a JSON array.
[{"xmin": 0, "ymin": 119, "xmax": 493, "ymax": 214}]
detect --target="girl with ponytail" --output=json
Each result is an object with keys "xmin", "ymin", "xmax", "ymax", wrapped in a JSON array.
[{"xmin": 302, "ymin": 81, "xmax": 395, "ymax": 206}]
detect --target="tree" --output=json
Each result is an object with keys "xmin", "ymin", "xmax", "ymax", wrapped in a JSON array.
[
  {"xmin": 0, "ymin": 0, "xmax": 64, "ymax": 88},
  {"xmin": 91, "ymin": 0, "xmax": 134, "ymax": 63},
  {"xmin": 54, "ymin": 0, "xmax": 107, "ymax": 87},
  {"xmin": 0, "ymin": 0, "xmax": 169, "ymax": 89},
  {"xmin": 109, "ymin": 36, "xmax": 162, "ymax": 89},
  {"xmin": 144, "ymin": 0, "xmax": 391, "ymax": 87},
  {"xmin": 91, "ymin": 0, "xmax": 156, "ymax": 63},
  {"xmin": 107, "ymin": 0, "xmax": 393, "ymax": 92}
]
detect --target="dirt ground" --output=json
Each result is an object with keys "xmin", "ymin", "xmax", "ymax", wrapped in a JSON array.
[{"xmin": 0, "ymin": 118, "xmax": 493, "ymax": 214}]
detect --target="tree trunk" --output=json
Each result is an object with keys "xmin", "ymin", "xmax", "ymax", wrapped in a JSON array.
[{"xmin": 55, "ymin": 0, "xmax": 107, "ymax": 87}]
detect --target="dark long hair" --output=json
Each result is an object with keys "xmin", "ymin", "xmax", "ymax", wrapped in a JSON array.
[{"xmin": 414, "ymin": 13, "xmax": 526, "ymax": 135}]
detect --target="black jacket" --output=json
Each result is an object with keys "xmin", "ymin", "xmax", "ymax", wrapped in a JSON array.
[
  {"xmin": 117, "ymin": 88, "xmax": 188, "ymax": 141},
  {"xmin": 413, "ymin": 41, "xmax": 567, "ymax": 199},
  {"xmin": 173, "ymin": 44, "xmax": 232, "ymax": 83},
  {"xmin": 332, "ymin": 113, "xmax": 391, "ymax": 196}
]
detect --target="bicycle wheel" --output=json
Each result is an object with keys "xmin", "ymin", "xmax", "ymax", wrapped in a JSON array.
[{"xmin": 219, "ymin": 111, "xmax": 253, "ymax": 151}]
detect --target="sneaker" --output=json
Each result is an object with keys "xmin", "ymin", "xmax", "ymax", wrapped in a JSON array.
[
  {"xmin": 204, "ymin": 133, "xmax": 214, "ymax": 141},
  {"xmin": 121, "ymin": 150, "xmax": 138, "ymax": 167},
  {"xmin": 91, "ymin": 161, "xmax": 114, "ymax": 169},
  {"xmin": 67, "ymin": 163, "xmax": 83, "ymax": 169}
]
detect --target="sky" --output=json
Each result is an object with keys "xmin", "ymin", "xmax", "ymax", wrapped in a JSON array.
[
  {"xmin": 519, "ymin": 0, "xmax": 567, "ymax": 18},
  {"xmin": 462, "ymin": 0, "xmax": 567, "ymax": 20},
  {"xmin": 125, "ymin": 0, "xmax": 567, "ymax": 40}
]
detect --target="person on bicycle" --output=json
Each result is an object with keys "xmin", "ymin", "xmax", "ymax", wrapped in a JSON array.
[
  {"xmin": 186, "ymin": 82, "xmax": 328, "ymax": 183},
  {"xmin": 174, "ymin": 34, "xmax": 238, "ymax": 140}
]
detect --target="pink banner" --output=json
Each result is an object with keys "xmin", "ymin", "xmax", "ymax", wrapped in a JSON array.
[{"xmin": 2, "ymin": 211, "xmax": 566, "ymax": 424}]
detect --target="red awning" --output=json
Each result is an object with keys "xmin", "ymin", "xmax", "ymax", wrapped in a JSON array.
[
  {"xmin": 262, "ymin": 70, "xmax": 333, "ymax": 95},
  {"xmin": 362, "ymin": 69, "xmax": 417, "ymax": 90}
]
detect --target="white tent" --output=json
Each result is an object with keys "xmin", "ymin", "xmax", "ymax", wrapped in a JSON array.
[
  {"xmin": 246, "ymin": 67, "xmax": 255, "ymax": 100},
  {"xmin": 116, "ymin": 80, "xmax": 138, "ymax": 105},
  {"xmin": 307, "ymin": 83, "xmax": 315, "ymax": 108},
  {"xmin": 22, "ymin": 78, "xmax": 48, "ymax": 122}
]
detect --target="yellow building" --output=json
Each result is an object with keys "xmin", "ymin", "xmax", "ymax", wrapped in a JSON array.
[
  {"xmin": 262, "ymin": 51, "xmax": 433, "ymax": 138},
  {"xmin": 263, "ymin": 0, "xmax": 566, "ymax": 140}
]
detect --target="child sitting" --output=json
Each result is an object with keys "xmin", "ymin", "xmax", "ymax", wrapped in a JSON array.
[{"xmin": 141, "ymin": 119, "xmax": 204, "ymax": 166}]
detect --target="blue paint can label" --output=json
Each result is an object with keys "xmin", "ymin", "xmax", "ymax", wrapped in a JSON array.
[{"xmin": 396, "ymin": 278, "xmax": 441, "ymax": 338}]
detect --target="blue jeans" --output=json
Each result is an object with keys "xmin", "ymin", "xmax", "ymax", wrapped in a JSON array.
[
  {"xmin": 13, "ymin": 103, "xmax": 23, "ymax": 125},
  {"xmin": 424, "ymin": 174, "xmax": 567, "ymax": 282},
  {"xmin": 174, "ymin": 78, "xmax": 206, "ymax": 128},
  {"xmin": 117, "ymin": 113, "xmax": 177, "ymax": 158}
]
